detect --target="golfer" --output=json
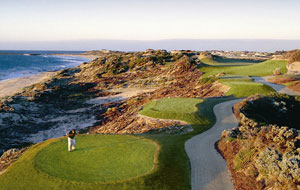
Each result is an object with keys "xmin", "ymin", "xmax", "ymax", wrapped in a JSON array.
[{"xmin": 66, "ymin": 129, "xmax": 76, "ymax": 152}]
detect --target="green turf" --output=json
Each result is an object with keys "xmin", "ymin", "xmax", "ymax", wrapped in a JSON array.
[
  {"xmin": 0, "ymin": 97, "xmax": 233, "ymax": 190},
  {"xmin": 201, "ymin": 59, "xmax": 288, "ymax": 78},
  {"xmin": 138, "ymin": 97, "xmax": 235, "ymax": 190},
  {"xmin": 219, "ymin": 77, "xmax": 275, "ymax": 97},
  {"xmin": 35, "ymin": 135, "xmax": 157, "ymax": 182},
  {"xmin": 199, "ymin": 59, "xmax": 287, "ymax": 97},
  {"xmin": 0, "ymin": 135, "xmax": 158, "ymax": 190},
  {"xmin": 140, "ymin": 98, "xmax": 209, "ymax": 125},
  {"xmin": 200, "ymin": 57, "xmax": 260, "ymax": 66}
]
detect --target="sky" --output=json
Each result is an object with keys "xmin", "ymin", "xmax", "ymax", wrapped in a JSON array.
[{"xmin": 0, "ymin": 0, "xmax": 300, "ymax": 50}]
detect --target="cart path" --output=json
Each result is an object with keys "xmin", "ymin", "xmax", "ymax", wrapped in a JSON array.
[
  {"xmin": 185, "ymin": 99, "xmax": 242, "ymax": 190},
  {"xmin": 253, "ymin": 76, "xmax": 300, "ymax": 96},
  {"xmin": 185, "ymin": 76, "xmax": 300, "ymax": 190}
]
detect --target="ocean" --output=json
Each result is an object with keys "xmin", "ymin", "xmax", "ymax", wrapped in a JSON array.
[{"xmin": 0, "ymin": 50, "xmax": 90, "ymax": 81}]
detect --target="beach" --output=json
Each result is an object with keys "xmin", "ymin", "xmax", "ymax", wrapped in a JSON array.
[{"xmin": 0, "ymin": 72, "xmax": 56, "ymax": 98}]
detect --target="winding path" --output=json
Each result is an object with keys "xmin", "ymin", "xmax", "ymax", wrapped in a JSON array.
[
  {"xmin": 185, "ymin": 99, "xmax": 241, "ymax": 190},
  {"xmin": 185, "ymin": 76, "xmax": 300, "ymax": 190},
  {"xmin": 253, "ymin": 76, "xmax": 300, "ymax": 96}
]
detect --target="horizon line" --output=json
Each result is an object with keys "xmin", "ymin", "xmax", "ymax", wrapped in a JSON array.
[{"xmin": 1, "ymin": 38, "xmax": 300, "ymax": 42}]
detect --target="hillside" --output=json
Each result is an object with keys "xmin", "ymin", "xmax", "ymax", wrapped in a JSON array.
[
  {"xmin": 0, "ymin": 50, "xmax": 227, "ymax": 153},
  {"xmin": 0, "ymin": 49, "xmax": 296, "ymax": 190}
]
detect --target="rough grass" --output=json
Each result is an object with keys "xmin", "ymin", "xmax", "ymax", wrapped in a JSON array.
[
  {"xmin": 140, "ymin": 98, "xmax": 209, "ymax": 125},
  {"xmin": 201, "ymin": 60, "xmax": 288, "ymax": 78},
  {"xmin": 0, "ymin": 135, "xmax": 158, "ymax": 190}
]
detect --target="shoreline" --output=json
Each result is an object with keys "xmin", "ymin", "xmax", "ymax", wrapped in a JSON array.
[
  {"xmin": 51, "ymin": 53, "xmax": 100, "ymax": 60},
  {"xmin": 0, "ymin": 71, "xmax": 56, "ymax": 98},
  {"xmin": 0, "ymin": 54, "xmax": 93, "ymax": 99}
]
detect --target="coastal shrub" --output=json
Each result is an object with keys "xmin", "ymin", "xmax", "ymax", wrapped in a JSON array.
[
  {"xmin": 241, "ymin": 93, "xmax": 300, "ymax": 129},
  {"xmin": 234, "ymin": 146, "xmax": 255, "ymax": 171},
  {"xmin": 255, "ymin": 148, "xmax": 281, "ymax": 177}
]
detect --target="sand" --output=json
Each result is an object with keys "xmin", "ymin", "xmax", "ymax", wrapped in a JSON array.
[
  {"xmin": 86, "ymin": 88, "xmax": 157, "ymax": 105},
  {"xmin": 0, "ymin": 72, "xmax": 56, "ymax": 98}
]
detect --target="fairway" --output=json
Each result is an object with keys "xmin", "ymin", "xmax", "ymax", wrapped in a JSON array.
[
  {"xmin": 200, "ymin": 57, "xmax": 260, "ymax": 66},
  {"xmin": 0, "ymin": 135, "xmax": 158, "ymax": 190},
  {"xmin": 201, "ymin": 60, "xmax": 288, "ymax": 77},
  {"xmin": 199, "ymin": 60, "xmax": 287, "ymax": 97}
]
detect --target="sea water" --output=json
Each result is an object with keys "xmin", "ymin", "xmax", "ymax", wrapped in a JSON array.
[{"xmin": 0, "ymin": 50, "xmax": 90, "ymax": 81}]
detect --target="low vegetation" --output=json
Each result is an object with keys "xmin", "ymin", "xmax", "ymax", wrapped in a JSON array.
[
  {"xmin": 218, "ymin": 94, "xmax": 300, "ymax": 190},
  {"xmin": 240, "ymin": 93, "xmax": 300, "ymax": 129}
]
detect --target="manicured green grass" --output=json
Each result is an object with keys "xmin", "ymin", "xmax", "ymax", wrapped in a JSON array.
[
  {"xmin": 138, "ymin": 97, "xmax": 235, "ymax": 190},
  {"xmin": 0, "ymin": 97, "xmax": 234, "ymax": 190},
  {"xmin": 0, "ymin": 135, "xmax": 158, "ymax": 190},
  {"xmin": 140, "ymin": 98, "xmax": 209, "ymax": 125},
  {"xmin": 35, "ymin": 135, "xmax": 157, "ymax": 182},
  {"xmin": 219, "ymin": 77, "xmax": 275, "ymax": 97},
  {"xmin": 201, "ymin": 60, "xmax": 288, "ymax": 78},
  {"xmin": 200, "ymin": 57, "xmax": 261, "ymax": 66},
  {"xmin": 199, "ymin": 60, "xmax": 287, "ymax": 97}
]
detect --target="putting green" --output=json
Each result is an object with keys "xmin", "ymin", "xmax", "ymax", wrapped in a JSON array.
[
  {"xmin": 140, "ymin": 98, "xmax": 209, "ymax": 125},
  {"xmin": 34, "ymin": 135, "xmax": 157, "ymax": 182}
]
